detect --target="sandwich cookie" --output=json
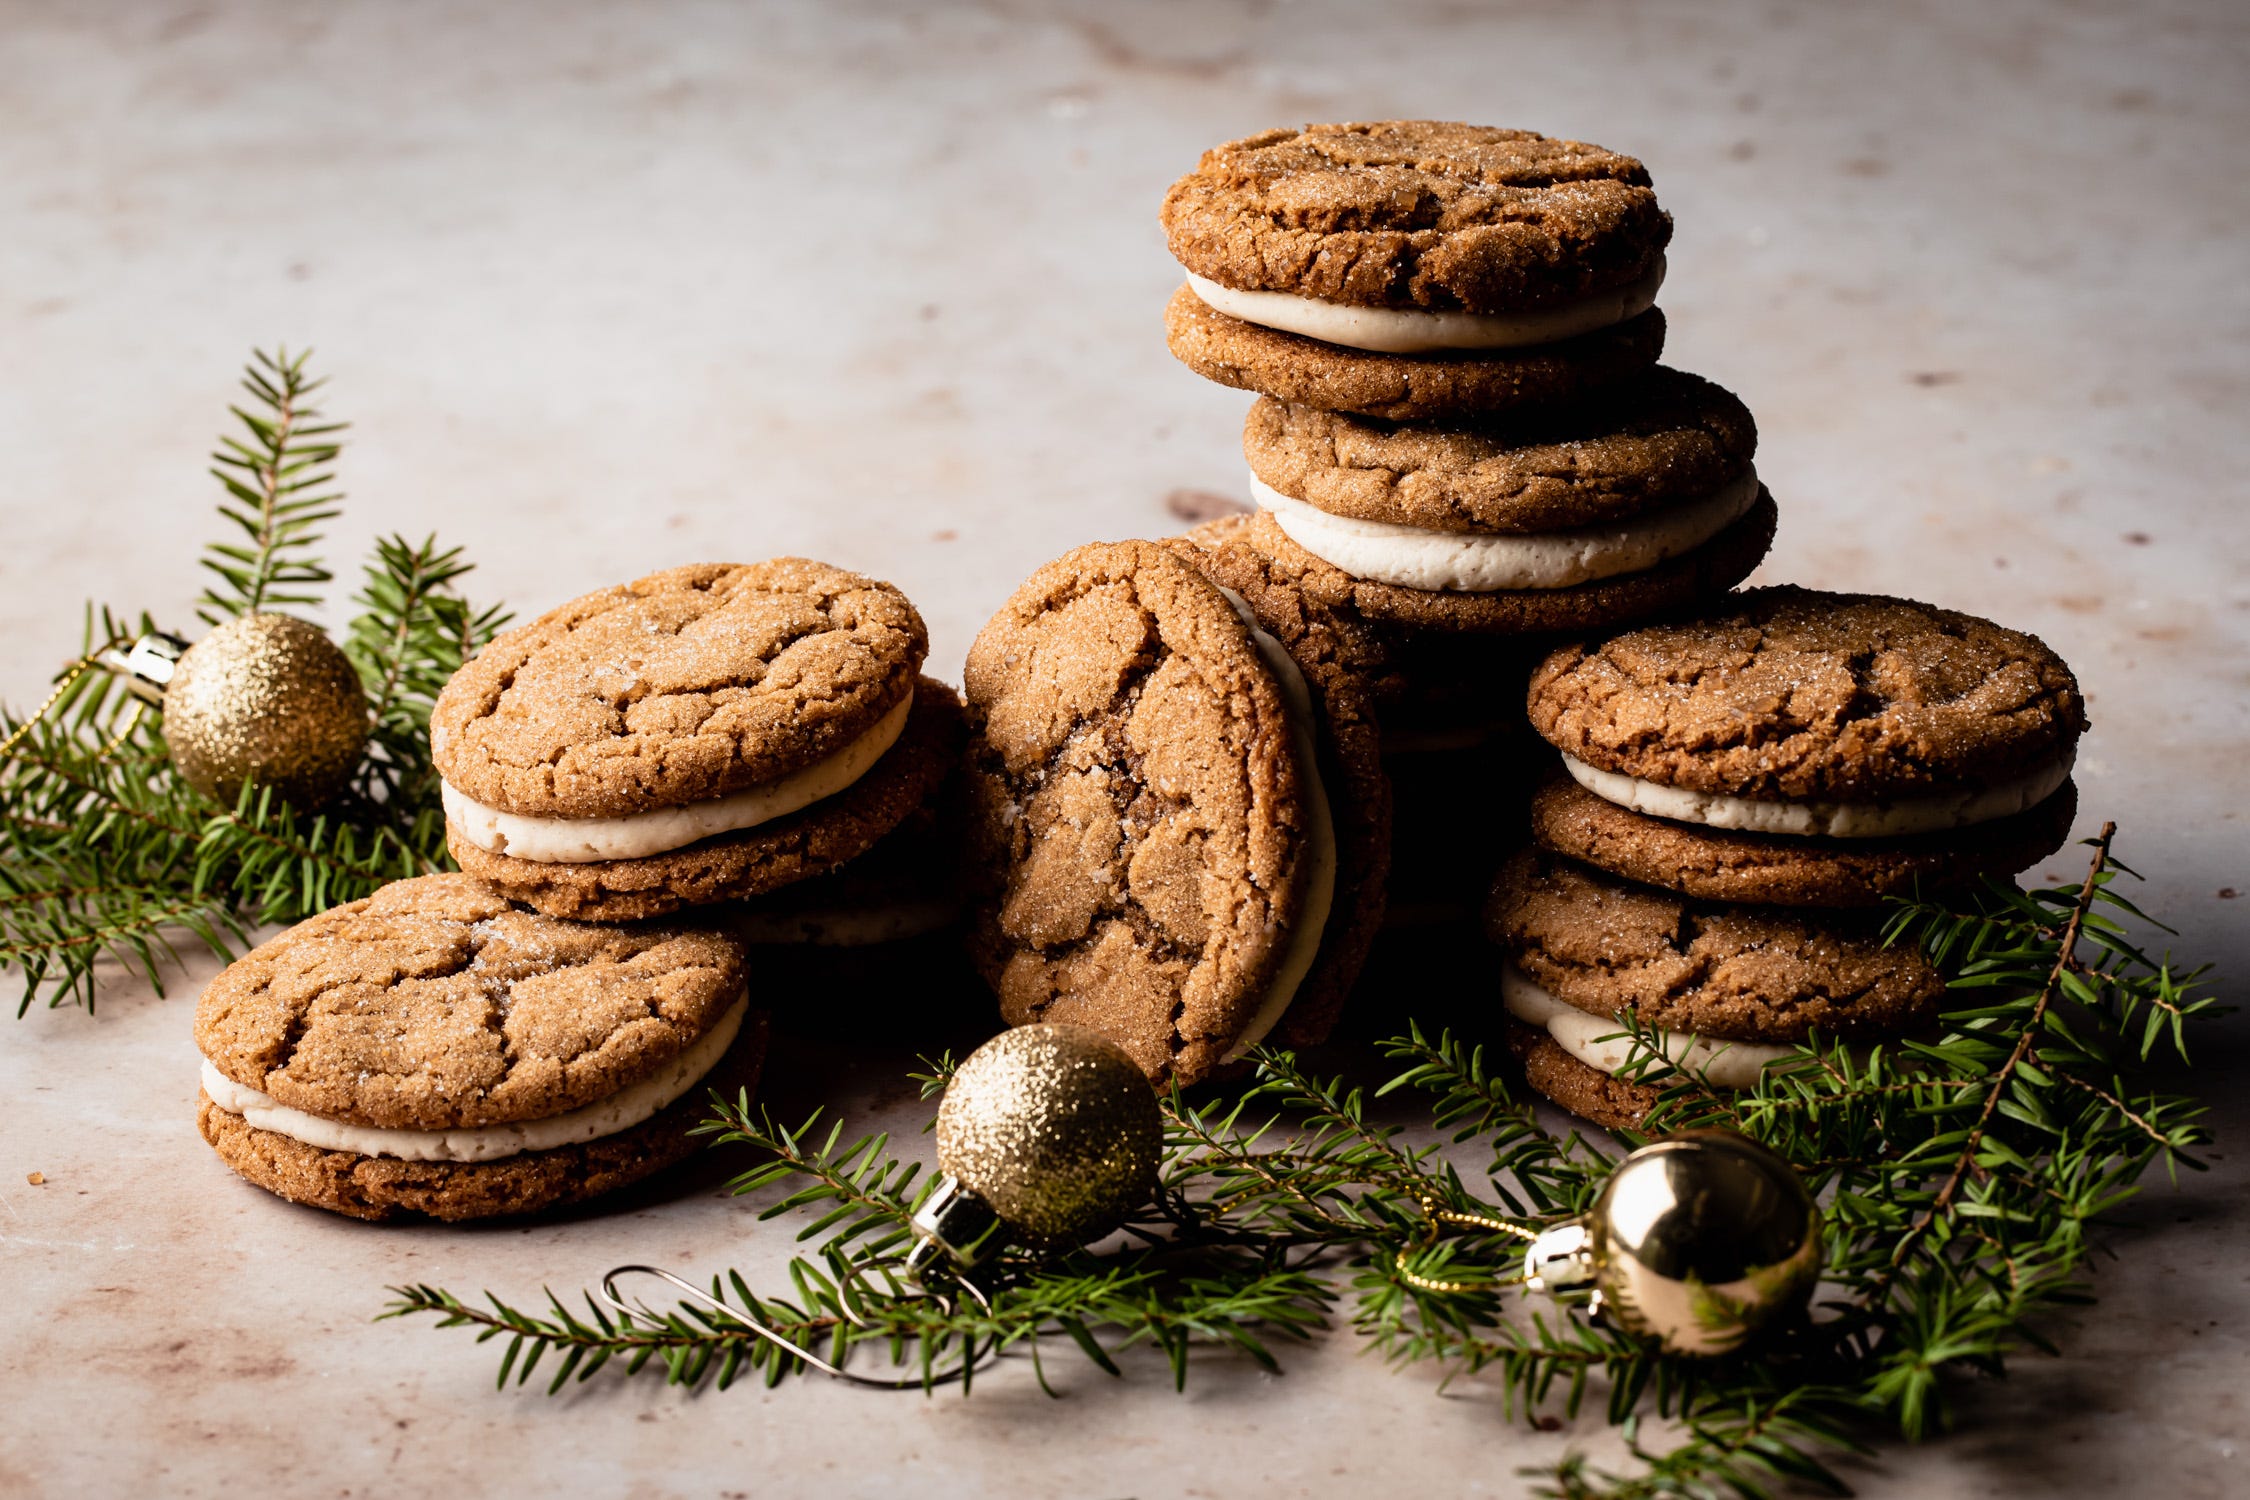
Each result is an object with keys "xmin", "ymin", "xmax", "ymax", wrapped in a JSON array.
[
  {"xmin": 1485, "ymin": 851, "xmax": 1944, "ymax": 1130},
  {"xmin": 1525, "ymin": 587, "xmax": 2088, "ymax": 840},
  {"xmin": 434, "ymin": 560, "xmax": 960, "ymax": 921},
  {"xmin": 1236, "ymin": 371, "xmax": 1775, "ymax": 634},
  {"xmin": 1164, "ymin": 288, "xmax": 1665, "ymax": 424},
  {"xmin": 1527, "ymin": 772, "xmax": 2079, "ymax": 909},
  {"xmin": 962, "ymin": 540, "xmax": 1377, "ymax": 1086},
  {"xmin": 1168, "ymin": 518, "xmax": 1393, "ymax": 1048},
  {"xmin": 194, "ymin": 873, "xmax": 763, "ymax": 1221},
  {"xmin": 1162, "ymin": 121, "xmax": 1672, "ymax": 419},
  {"xmin": 1163, "ymin": 122, "xmax": 1671, "ymax": 346}
]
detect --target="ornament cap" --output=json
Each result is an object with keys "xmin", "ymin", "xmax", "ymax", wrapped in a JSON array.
[
  {"xmin": 100, "ymin": 631, "xmax": 190, "ymax": 705},
  {"xmin": 1523, "ymin": 1221, "xmax": 1601, "ymax": 1303},
  {"xmin": 905, "ymin": 1175, "xmax": 1006, "ymax": 1279}
]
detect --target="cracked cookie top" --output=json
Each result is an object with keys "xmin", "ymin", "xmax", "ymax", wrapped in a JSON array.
[
  {"xmin": 1245, "ymin": 367, "xmax": 1756, "ymax": 534},
  {"xmin": 193, "ymin": 873, "xmax": 746, "ymax": 1129},
  {"xmin": 432, "ymin": 560, "xmax": 926, "ymax": 819},
  {"xmin": 1527, "ymin": 587, "xmax": 2088, "ymax": 800},
  {"xmin": 962, "ymin": 540, "xmax": 1314, "ymax": 1087},
  {"xmin": 1485, "ymin": 850, "xmax": 1943, "ymax": 1043},
  {"xmin": 1162, "ymin": 121, "xmax": 1671, "ymax": 313}
]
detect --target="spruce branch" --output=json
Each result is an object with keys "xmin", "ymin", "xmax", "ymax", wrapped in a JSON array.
[
  {"xmin": 388, "ymin": 826, "xmax": 2216, "ymax": 1500},
  {"xmin": 1863, "ymin": 822, "xmax": 2116, "ymax": 1311},
  {"xmin": 2, "ymin": 350, "xmax": 503, "ymax": 1013},
  {"xmin": 198, "ymin": 347, "xmax": 343, "ymax": 622}
]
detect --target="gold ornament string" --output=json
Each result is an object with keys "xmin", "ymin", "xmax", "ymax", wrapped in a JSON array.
[
  {"xmin": 0, "ymin": 639, "xmax": 145, "ymax": 766},
  {"xmin": 1392, "ymin": 1197, "xmax": 1539, "ymax": 1296}
]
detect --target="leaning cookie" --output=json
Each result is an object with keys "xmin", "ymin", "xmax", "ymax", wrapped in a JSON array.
[
  {"xmin": 1167, "ymin": 519, "xmax": 1393, "ymax": 1051},
  {"xmin": 433, "ymin": 560, "xmax": 955, "ymax": 920},
  {"xmin": 194, "ymin": 874, "xmax": 765, "ymax": 1222},
  {"xmin": 1526, "ymin": 587, "xmax": 2088, "ymax": 839},
  {"xmin": 1528, "ymin": 773, "xmax": 2080, "ymax": 908},
  {"xmin": 962, "ymin": 540, "xmax": 1366, "ymax": 1086},
  {"xmin": 1237, "ymin": 369, "xmax": 1775, "ymax": 635},
  {"xmin": 1485, "ymin": 850, "xmax": 1944, "ymax": 1127}
]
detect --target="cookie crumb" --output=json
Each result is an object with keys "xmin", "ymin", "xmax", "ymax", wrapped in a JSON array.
[{"xmin": 26, "ymin": 1171, "xmax": 44, "ymax": 1185}]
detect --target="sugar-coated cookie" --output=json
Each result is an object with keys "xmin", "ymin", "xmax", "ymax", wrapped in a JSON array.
[
  {"xmin": 193, "ymin": 873, "xmax": 763, "ymax": 1221},
  {"xmin": 962, "ymin": 541, "xmax": 1373, "ymax": 1086},
  {"xmin": 1164, "ymin": 286, "xmax": 1665, "ymax": 421},
  {"xmin": 432, "ymin": 559, "xmax": 959, "ymax": 919},
  {"xmin": 1527, "ymin": 772, "xmax": 2078, "ymax": 907},
  {"xmin": 1526, "ymin": 587, "xmax": 2087, "ymax": 837},
  {"xmin": 1163, "ymin": 123, "xmax": 1670, "ymax": 319}
]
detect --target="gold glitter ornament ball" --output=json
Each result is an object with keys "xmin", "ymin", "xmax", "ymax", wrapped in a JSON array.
[
  {"xmin": 935, "ymin": 1025, "xmax": 1163, "ymax": 1248},
  {"xmin": 162, "ymin": 613, "xmax": 368, "ymax": 809}
]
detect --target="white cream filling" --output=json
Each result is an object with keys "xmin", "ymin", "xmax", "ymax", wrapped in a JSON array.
[
  {"xmin": 1215, "ymin": 588, "xmax": 1339, "ymax": 1063},
  {"xmin": 1561, "ymin": 746, "xmax": 2076, "ymax": 839},
  {"xmin": 1502, "ymin": 967, "xmax": 1792, "ymax": 1092},
  {"xmin": 1184, "ymin": 259, "xmax": 1665, "ymax": 354},
  {"xmin": 1254, "ymin": 468, "xmax": 1758, "ymax": 593},
  {"xmin": 443, "ymin": 694, "xmax": 913, "ymax": 864},
  {"xmin": 199, "ymin": 995, "xmax": 749, "ymax": 1163}
]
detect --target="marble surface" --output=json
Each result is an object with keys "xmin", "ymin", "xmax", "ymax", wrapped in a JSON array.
[{"xmin": 3, "ymin": 1, "xmax": 2246, "ymax": 1495}]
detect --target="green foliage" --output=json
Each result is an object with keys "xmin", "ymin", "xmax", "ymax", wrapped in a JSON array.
[
  {"xmin": 0, "ymin": 350, "xmax": 506, "ymax": 1013},
  {"xmin": 198, "ymin": 348, "xmax": 343, "ymax": 623},
  {"xmin": 384, "ymin": 831, "xmax": 2217, "ymax": 1497}
]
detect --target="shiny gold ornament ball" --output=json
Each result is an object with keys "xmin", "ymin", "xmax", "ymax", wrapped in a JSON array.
[
  {"xmin": 935, "ymin": 1025, "xmax": 1163, "ymax": 1248},
  {"xmin": 162, "ymin": 613, "xmax": 368, "ymax": 809},
  {"xmin": 1582, "ymin": 1130, "xmax": 1821, "ymax": 1356}
]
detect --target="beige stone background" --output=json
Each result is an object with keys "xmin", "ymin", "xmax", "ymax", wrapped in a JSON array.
[{"xmin": 2, "ymin": 1, "xmax": 2245, "ymax": 1495}]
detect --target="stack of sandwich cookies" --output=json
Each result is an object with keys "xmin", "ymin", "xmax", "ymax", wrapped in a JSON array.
[
  {"xmin": 961, "ymin": 540, "xmax": 1387, "ymax": 1086},
  {"xmin": 1160, "ymin": 121, "xmax": 1775, "ymax": 951},
  {"xmin": 1486, "ymin": 851, "xmax": 1944, "ymax": 1131},
  {"xmin": 434, "ymin": 560, "xmax": 964, "ymax": 922},
  {"xmin": 194, "ymin": 874, "xmax": 765, "ymax": 1221},
  {"xmin": 1492, "ymin": 586, "xmax": 2086, "ymax": 1127}
]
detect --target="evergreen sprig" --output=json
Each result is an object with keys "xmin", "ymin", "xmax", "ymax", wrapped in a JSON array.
[
  {"xmin": 198, "ymin": 347, "xmax": 343, "ymax": 623},
  {"xmin": 0, "ymin": 350, "xmax": 505, "ymax": 1013},
  {"xmin": 384, "ymin": 829, "xmax": 2217, "ymax": 1498}
]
